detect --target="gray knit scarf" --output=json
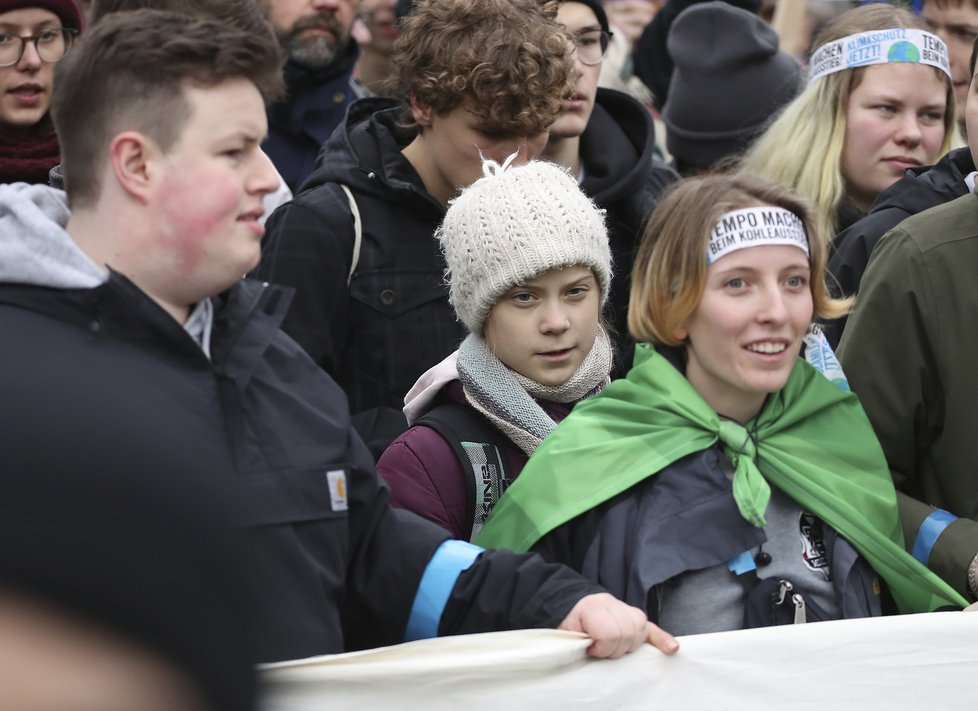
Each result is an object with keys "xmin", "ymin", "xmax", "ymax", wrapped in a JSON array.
[{"xmin": 456, "ymin": 327, "xmax": 613, "ymax": 456}]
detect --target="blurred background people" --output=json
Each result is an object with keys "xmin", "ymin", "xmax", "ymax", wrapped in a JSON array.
[
  {"xmin": 0, "ymin": 416, "xmax": 262, "ymax": 711},
  {"xmin": 661, "ymin": 1, "xmax": 801, "ymax": 176},
  {"xmin": 262, "ymin": 0, "xmax": 367, "ymax": 192},
  {"xmin": 353, "ymin": 0, "xmax": 399, "ymax": 95},
  {"xmin": 921, "ymin": 0, "xmax": 978, "ymax": 134},
  {"xmin": 0, "ymin": 0, "xmax": 82, "ymax": 184}
]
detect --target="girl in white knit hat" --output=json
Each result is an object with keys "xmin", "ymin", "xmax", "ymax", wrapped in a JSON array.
[{"xmin": 376, "ymin": 155, "xmax": 613, "ymax": 541}]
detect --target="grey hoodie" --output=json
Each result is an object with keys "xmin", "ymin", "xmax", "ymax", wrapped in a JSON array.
[{"xmin": 0, "ymin": 182, "xmax": 107, "ymax": 290}]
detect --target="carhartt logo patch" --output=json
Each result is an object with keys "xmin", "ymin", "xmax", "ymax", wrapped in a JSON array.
[{"xmin": 326, "ymin": 469, "xmax": 348, "ymax": 511}]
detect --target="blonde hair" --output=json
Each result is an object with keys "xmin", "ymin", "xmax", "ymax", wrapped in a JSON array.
[
  {"xmin": 628, "ymin": 174, "xmax": 850, "ymax": 346},
  {"xmin": 739, "ymin": 3, "xmax": 955, "ymax": 241}
]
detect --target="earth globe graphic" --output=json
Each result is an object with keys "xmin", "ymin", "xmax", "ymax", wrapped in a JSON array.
[{"xmin": 887, "ymin": 41, "xmax": 920, "ymax": 63}]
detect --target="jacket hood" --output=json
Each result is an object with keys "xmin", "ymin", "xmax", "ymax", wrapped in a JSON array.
[
  {"xmin": 299, "ymin": 97, "xmax": 431, "ymax": 202},
  {"xmin": 402, "ymin": 350, "xmax": 460, "ymax": 425},
  {"xmin": 579, "ymin": 88, "xmax": 658, "ymax": 203},
  {"xmin": 0, "ymin": 183, "xmax": 106, "ymax": 290},
  {"xmin": 870, "ymin": 147, "xmax": 975, "ymax": 216}
]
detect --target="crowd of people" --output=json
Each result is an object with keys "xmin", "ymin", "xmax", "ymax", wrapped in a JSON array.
[{"xmin": 2, "ymin": 0, "xmax": 978, "ymax": 707}]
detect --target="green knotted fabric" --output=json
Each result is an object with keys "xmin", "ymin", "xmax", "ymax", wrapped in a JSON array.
[{"xmin": 476, "ymin": 343, "xmax": 966, "ymax": 612}]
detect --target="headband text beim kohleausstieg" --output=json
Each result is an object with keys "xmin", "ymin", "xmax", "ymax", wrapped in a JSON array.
[{"xmin": 707, "ymin": 206, "xmax": 809, "ymax": 265}]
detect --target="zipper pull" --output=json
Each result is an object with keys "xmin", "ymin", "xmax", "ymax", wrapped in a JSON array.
[
  {"xmin": 792, "ymin": 594, "xmax": 807, "ymax": 624},
  {"xmin": 773, "ymin": 579, "xmax": 793, "ymax": 606}
]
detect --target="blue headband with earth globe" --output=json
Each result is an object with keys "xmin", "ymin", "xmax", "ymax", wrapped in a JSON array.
[{"xmin": 807, "ymin": 29, "xmax": 950, "ymax": 84}]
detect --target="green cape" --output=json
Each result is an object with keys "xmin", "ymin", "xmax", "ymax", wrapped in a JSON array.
[{"xmin": 476, "ymin": 344, "xmax": 965, "ymax": 612}]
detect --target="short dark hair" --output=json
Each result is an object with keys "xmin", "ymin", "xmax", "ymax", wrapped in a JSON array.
[{"xmin": 51, "ymin": 9, "xmax": 283, "ymax": 207}]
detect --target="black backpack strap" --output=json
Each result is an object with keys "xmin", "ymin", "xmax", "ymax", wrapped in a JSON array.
[{"xmin": 415, "ymin": 403, "xmax": 512, "ymax": 542}]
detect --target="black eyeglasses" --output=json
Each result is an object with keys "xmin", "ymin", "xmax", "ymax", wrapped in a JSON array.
[
  {"xmin": 0, "ymin": 28, "xmax": 78, "ymax": 68},
  {"xmin": 571, "ymin": 30, "xmax": 611, "ymax": 66}
]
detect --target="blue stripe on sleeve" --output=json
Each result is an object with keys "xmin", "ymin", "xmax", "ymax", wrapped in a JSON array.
[
  {"xmin": 911, "ymin": 509, "xmax": 958, "ymax": 565},
  {"xmin": 405, "ymin": 540, "xmax": 483, "ymax": 642}
]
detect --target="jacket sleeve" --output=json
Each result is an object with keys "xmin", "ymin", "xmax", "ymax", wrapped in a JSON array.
[
  {"xmin": 377, "ymin": 426, "xmax": 469, "ymax": 539},
  {"xmin": 837, "ymin": 226, "xmax": 978, "ymax": 597},
  {"xmin": 824, "ymin": 208, "xmax": 907, "ymax": 348},
  {"xmin": 254, "ymin": 188, "xmax": 353, "ymax": 376},
  {"xmin": 437, "ymin": 548, "xmax": 605, "ymax": 637},
  {"xmin": 344, "ymin": 429, "xmax": 607, "ymax": 648}
]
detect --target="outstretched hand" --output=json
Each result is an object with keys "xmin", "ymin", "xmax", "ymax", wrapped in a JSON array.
[{"xmin": 558, "ymin": 592, "xmax": 679, "ymax": 659}]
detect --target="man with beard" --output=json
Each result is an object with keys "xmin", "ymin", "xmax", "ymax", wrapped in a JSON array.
[{"xmin": 262, "ymin": 0, "xmax": 367, "ymax": 192}]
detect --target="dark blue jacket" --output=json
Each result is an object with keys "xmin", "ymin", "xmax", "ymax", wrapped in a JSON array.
[
  {"xmin": 532, "ymin": 444, "xmax": 884, "ymax": 624},
  {"xmin": 0, "ymin": 273, "xmax": 602, "ymax": 662},
  {"xmin": 263, "ymin": 47, "xmax": 365, "ymax": 193}
]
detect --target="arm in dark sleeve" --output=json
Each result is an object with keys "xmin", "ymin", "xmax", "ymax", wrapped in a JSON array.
[
  {"xmin": 824, "ymin": 208, "xmax": 907, "ymax": 348},
  {"xmin": 254, "ymin": 190, "xmax": 353, "ymax": 375},
  {"xmin": 437, "ymin": 548, "xmax": 604, "ymax": 637},
  {"xmin": 343, "ymin": 429, "xmax": 605, "ymax": 648},
  {"xmin": 837, "ymin": 227, "xmax": 978, "ymax": 597}
]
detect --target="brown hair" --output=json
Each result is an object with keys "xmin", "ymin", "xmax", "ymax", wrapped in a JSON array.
[
  {"xmin": 384, "ymin": 0, "xmax": 574, "ymax": 136},
  {"xmin": 89, "ymin": 0, "xmax": 273, "ymax": 37},
  {"xmin": 628, "ymin": 174, "xmax": 850, "ymax": 346},
  {"xmin": 51, "ymin": 9, "xmax": 282, "ymax": 207}
]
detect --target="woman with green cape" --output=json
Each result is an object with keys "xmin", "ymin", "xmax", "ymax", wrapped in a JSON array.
[{"xmin": 477, "ymin": 174, "xmax": 967, "ymax": 632}]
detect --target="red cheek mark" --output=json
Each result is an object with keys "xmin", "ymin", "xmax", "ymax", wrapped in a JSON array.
[{"xmin": 151, "ymin": 165, "xmax": 241, "ymax": 273}]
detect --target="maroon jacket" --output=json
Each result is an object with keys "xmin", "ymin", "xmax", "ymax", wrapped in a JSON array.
[{"xmin": 377, "ymin": 380, "xmax": 573, "ymax": 539}]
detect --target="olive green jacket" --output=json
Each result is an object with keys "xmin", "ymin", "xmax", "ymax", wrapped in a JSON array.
[{"xmin": 838, "ymin": 191, "xmax": 978, "ymax": 599}]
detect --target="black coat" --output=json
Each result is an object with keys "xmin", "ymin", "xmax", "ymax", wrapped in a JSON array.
[
  {"xmin": 0, "ymin": 274, "xmax": 601, "ymax": 662},
  {"xmin": 581, "ymin": 89, "xmax": 678, "ymax": 348},
  {"xmin": 824, "ymin": 147, "xmax": 975, "ymax": 347},
  {"xmin": 257, "ymin": 98, "xmax": 460, "ymax": 457},
  {"xmin": 258, "ymin": 93, "xmax": 675, "ymax": 452}
]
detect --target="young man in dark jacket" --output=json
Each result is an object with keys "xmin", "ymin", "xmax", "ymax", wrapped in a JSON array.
[
  {"xmin": 257, "ymin": 0, "xmax": 579, "ymax": 457},
  {"xmin": 0, "ymin": 9, "xmax": 676, "ymax": 666},
  {"xmin": 539, "ymin": 0, "xmax": 677, "ymax": 348}
]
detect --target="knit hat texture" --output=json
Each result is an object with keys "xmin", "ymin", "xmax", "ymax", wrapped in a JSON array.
[
  {"xmin": 662, "ymin": 1, "xmax": 801, "ymax": 169},
  {"xmin": 438, "ymin": 156, "xmax": 611, "ymax": 335},
  {"xmin": 0, "ymin": 0, "xmax": 83, "ymax": 29},
  {"xmin": 632, "ymin": 0, "xmax": 761, "ymax": 110}
]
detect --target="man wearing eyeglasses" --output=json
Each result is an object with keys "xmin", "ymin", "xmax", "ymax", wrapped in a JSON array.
[
  {"xmin": 257, "ymin": 0, "xmax": 581, "ymax": 458},
  {"xmin": 540, "ymin": 0, "xmax": 676, "ymax": 357},
  {"xmin": 0, "ymin": 0, "xmax": 81, "ymax": 184}
]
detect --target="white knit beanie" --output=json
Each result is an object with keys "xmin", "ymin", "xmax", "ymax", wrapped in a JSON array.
[{"xmin": 437, "ymin": 156, "xmax": 612, "ymax": 335}]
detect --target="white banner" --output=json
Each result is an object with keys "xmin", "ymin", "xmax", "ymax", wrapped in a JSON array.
[{"xmin": 261, "ymin": 612, "xmax": 978, "ymax": 710}]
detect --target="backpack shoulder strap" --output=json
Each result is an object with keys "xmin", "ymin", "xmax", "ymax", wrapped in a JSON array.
[
  {"xmin": 416, "ymin": 402, "xmax": 513, "ymax": 542},
  {"xmin": 338, "ymin": 184, "xmax": 361, "ymax": 285}
]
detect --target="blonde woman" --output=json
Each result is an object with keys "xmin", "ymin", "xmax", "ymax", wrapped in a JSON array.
[{"xmin": 740, "ymin": 4, "xmax": 955, "ymax": 241}]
